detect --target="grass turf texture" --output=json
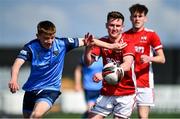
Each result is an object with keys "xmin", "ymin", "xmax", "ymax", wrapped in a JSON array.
[{"xmin": 45, "ymin": 112, "xmax": 180, "ymax": 118}]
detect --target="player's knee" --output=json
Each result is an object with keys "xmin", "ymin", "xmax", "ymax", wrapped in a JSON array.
[
  {"xmin": 30, "ymin": 111, "xmax": 44, "ymax": 118},
  {"xmin": 138, "ymin": 113, "xmax": 149, "ymax": 119}
]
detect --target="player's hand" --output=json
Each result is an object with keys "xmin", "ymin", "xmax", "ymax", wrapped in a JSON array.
[
  {"xmin": 93, "ymin": 72, "xmax": 103, "ymax": 83},
  {"xmin": 84, "ymin": 32, "xmax": 94, "ymax": 46},
  {"xmin": 140, "ymin": 55, "xmax": 152, "ymax": 63},
  {"xmin": 8, "ymin": 79, "xmax": 20, "ymax": 93}
]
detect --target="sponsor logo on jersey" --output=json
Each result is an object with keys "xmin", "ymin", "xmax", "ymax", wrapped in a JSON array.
[
  {"xmin": 140, "ymin": 36, "xmax": 147, "ymax": 43},
  {"xmin": 20, "ymin": 50, "xmax": 27, "ymax": 55},
  {"xmin": 53, "ymin": 50, "xmax": 59, "ymax": 56},
  {"xmin": 67, "ymin": 38, "xmax": 75, "ymax": 43},
  {"xmin": 106, "ymin": 58, "xmax": 121, "ymax": 65}
]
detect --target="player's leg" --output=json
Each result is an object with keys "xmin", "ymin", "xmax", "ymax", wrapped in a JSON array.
[
  {"xmin": 30, "ymin": 101, "xmax": 50, "ymax": 118},
  {"xmin": 23, "ymin": 91, "xmax": 36, "ymax": 118},
  {"xmin": 85, "ymin": 90, "xmax": 101, "ymax": 110},
  {"xmin": 83, "ymin": 90, "xmax": 101, "ymax": 118},
  {"xmin": 88, "ymin": 112, "xmax": 105, "ymax": 119},
  {"xmin": 136, "ymin": 88, "xmax": 154, "ymax": 119},
  {"xmin": 30, "ymin": 90, "xmax": 60, "ymax": 118},
  {"xmin": 137, "ymin": 105, "xmax": 150, "ymax": 119}
]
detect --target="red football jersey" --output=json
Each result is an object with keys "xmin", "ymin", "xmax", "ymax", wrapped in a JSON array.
[
  {"xmin": 91, "ymin": 34, "xmax": 136, "ymax": 96},
  {"xmin": 125, "ymin": 28, "xmax": 163, "ymax": 88}
]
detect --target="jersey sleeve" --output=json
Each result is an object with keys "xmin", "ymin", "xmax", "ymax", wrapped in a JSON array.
[
  {"xmin": 17, "ymin": 44, "xmax": 32, "ymax": 61},
  {"xmin": 91, "ymin": 46, "xmax": 101, "ymax": 61},
  {"xmin": 63, "ymin": 37, "xmax": 79, "ymax": 52},
  {"xmin": 150, "ymin": 32, "xmax": 163, "ymax": 51}
]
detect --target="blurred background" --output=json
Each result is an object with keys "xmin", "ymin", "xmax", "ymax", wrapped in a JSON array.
[{"xmin": 0, "ymin": 0, "xmax": 180, "ymax": 118}]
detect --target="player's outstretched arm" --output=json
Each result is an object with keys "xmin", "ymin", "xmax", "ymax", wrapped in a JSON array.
[
  {"xmin": 92, "ymin": 39, "xmax": 127, "ymax": 50},
  {"xmin": 79, "ymin": 33, "xmax": 127, "ymax": 50},
  {"xmin": 8, "ymin": 58, "xmax": 25, "ymax": 93}
]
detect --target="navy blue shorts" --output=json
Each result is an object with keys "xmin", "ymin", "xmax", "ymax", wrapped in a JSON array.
[
  {"xmin": 84, "ymin": 89, "xmax": 101, "ymax": 103},
  {"xmin": 23, "ymin": 90, "xmax": 61, "ymax": 113}
]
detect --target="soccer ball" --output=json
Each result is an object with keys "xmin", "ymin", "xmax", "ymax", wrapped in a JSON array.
[{"xmin": 102, "ymin": 62, "xmax": 124, "ymax": 85}]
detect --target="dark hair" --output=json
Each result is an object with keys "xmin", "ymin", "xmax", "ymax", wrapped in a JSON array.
[
  {"xmin": 37, "ymin": 20, "xmax": 56, "ymax": 35},
  {"xmin": 107, "ymin": 11, "xmax": 124, "ymax": 23},
  {"xmin": 129, "ymin": 3, "xmax": 148, "ymax": 15}
]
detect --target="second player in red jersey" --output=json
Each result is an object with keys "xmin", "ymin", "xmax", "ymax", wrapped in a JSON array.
[
  {"xmin": 125, "ymin": 27, "xmax": 163, "ymax": 88},
  {"xmin": 126, "ymin": 3, "xmax": 166, "ymax": 119}
]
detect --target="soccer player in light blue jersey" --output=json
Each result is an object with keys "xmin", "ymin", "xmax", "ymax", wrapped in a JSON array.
[
  {"xmin": 74, "ymin": 53, "xmax": 103, "ymax": 118},
  {"xmin": 8, "ymin": 20, "xmax": 124, "ymax": 118},
  {"xmin": 8, "ymin": 20, "xmax": 88, "ymax": 118}
]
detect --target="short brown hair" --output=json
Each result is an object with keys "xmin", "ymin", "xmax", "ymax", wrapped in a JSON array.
[
  {"xmin": 37, "ymin": 20, "xmax": 56, "ymax": 35},
  {"xmin": 129, "ymin": 3, "xmax": 148, "ymax": 15},
  {"xmin": 107, "ymin": 11, "xmax": 124, "ymax": 23}
]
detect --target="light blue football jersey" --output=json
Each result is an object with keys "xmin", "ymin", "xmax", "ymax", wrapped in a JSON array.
[
  {"xmin": 18, "ymin": 37, "xmax": 79, "ymax": 91},
  {"xmin": 81, "ymin": 56, "xmax": 103, "ymax": 90}
]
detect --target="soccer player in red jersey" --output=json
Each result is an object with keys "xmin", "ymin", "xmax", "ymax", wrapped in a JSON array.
[
  {"xmin": 125, "ymin": 4, "xmax": 166, "ymax": 119},
  {"xmin": 84, "ymin": 11, "xmax": 136, "ymax": 119}
]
